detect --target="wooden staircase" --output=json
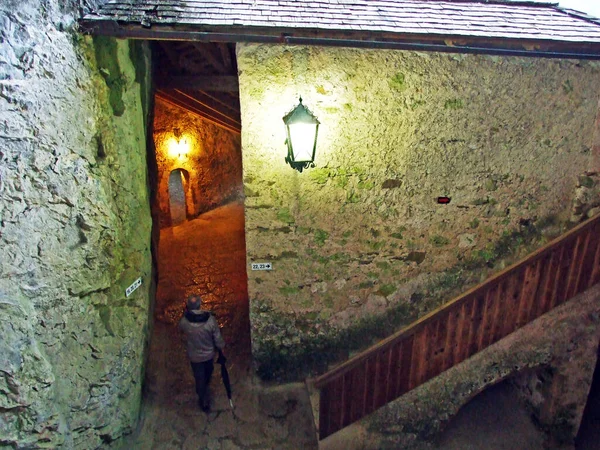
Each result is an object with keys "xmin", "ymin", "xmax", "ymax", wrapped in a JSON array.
[{"xmin": 313, "ymin": 214, "xmax": 600, "ymax": 440}]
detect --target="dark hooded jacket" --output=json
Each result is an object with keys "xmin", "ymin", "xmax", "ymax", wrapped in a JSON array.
[{"xmin": 178, "ymin": 309, "xmax": 225, "ymax": 363}]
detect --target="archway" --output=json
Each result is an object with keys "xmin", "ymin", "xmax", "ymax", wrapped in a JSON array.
[
  {"xmin": 168, "ymin": 168, "xmax": 188, "ymax": 226},
  {"xmin": 436, "ymin": 379, "xmax": 546, "ymax": 449}
]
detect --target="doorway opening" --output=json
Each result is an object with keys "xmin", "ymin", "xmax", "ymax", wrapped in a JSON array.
[
  {"xmin": 168, "ymin": 168, "xmax": 189, "ymax": 226},
  {"xmin": 144, "ymin": 40, "xmax": 250, "ymax": 421}
]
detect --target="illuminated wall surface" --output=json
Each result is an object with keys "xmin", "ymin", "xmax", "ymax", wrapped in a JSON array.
[
  {"xmin": 236, "ymin": 43, "xmax": 600, "ymax": 380},
  {"xmin": 153, "ymin": 98, "xmax": 243, "ymax": 228}
]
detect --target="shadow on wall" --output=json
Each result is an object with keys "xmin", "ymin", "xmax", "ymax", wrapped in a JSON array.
[
  {"xmin": 436, "ymin": 364, "xmax": 591, "ymax": 450},
  {"xmin": 435, "ymin": 378, "xmax": 546, "ymax": 450}
]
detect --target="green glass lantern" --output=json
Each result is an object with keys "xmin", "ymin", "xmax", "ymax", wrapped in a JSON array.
[{"xmin": 282, "ymin": 97, "xmax": 320, "ymax": 172}]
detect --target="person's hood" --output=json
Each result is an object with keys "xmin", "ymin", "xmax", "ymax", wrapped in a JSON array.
[{"xmin": 185, "ymin": 309, "xmax": 211, "ymax": 323}]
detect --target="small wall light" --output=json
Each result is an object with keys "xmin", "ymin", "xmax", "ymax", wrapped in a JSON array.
[
  {"xmin": 282, "ymin": 97, "xmax": 320, "ymax": 172},
  {"xmin": 167, "ymin": 130, "xmax": 191, "ymax": 160}
]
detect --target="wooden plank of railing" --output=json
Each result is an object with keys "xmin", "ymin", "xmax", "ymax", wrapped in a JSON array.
[
  {"xmin": 314, "ymin": 214, "xmax": 600, "ymax": 440},
  {"xmin": 442, "ymin": 306, "xmax": 458, "ymax": 372},
  {"xmin": 490, "ymin": 279, "xmax": 506, "ymax": 343},
  {"xmin": 577, "ymin": 223, "xmax": 600, "ymax": 291},
  {"xmin": 533, "ymin": 252, "xmax": 554, "ymax": 319},
  {"xmin": 397, "ymin": 336, "xmax": 413, "ymax": 397},
  {"xmin": 570, "ymin": 229, "xmax": 591, "ymax": 298},
  {"xmin": 591, "ymin": 223, "xmax": 600, "ymax": 286}
]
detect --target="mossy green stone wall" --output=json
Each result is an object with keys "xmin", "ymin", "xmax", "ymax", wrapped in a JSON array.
[
  {"xmin": 0, "ymin": 2, "xmax": 153, "ymax": 447},
  {"xmin": 237, "ymin": 44, "xmax": 600, "ymax": 380}
]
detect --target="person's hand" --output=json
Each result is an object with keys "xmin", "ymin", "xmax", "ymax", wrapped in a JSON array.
[{"xmin": 217, "ymin": 350, "xmax": 227, "ymax": 364}]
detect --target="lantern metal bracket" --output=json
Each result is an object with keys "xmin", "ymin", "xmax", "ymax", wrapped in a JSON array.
[{"xmin": 284, "ymin": 146, "xmax": 316, "ymax": 172}]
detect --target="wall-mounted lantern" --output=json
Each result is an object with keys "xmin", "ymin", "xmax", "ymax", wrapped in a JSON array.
[
  {"xmin": 282, "ymin": 97, "xmax": 320, "ymax": 172},
  {"xmin": 168, "ymin": 129, "xmax": 190, "ymax": 160}
]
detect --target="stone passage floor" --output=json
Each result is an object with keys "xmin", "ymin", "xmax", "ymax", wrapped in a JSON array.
[{"xmin": 120, "ymin": 202, "xmax": 317, "ymax": 449}]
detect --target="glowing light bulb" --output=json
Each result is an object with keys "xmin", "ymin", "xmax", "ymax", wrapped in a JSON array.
[{"xmin": 167, "ymin": 136, "xmax": 191, "ymax": 159}]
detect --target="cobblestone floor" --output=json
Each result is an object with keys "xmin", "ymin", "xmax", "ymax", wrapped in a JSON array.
[{"xmin": 121, "ymin": 201, "xmax": 317, "ymax": 449}]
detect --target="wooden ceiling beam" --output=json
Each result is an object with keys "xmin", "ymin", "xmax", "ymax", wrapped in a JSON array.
[
  {"xmin": 156, "ymin": 75, "xmax": 239, "ymax": 92},
  {"xmin": 156, "ymin": 90, "xmax": 241, "ymax": 134},
  {"xmin": 173, "ymin": 89, "xmax": 240, "ymax": 126},
  {"xmin": 194, "ymin": 89, "xmax": 240, "ymax": 116}
]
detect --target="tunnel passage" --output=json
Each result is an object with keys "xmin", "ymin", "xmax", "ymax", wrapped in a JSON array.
[
  {"xmin": 145, "ymin": 41, "xmax": 250, "ymax": 415},
  {"xmin": 151, "ymin": 91, "xmax": 248, "ymax": 349}
]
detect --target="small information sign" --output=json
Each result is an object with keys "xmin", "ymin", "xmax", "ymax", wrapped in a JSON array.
[
  {"xmin": 251, "ymin": 262, "xmax": 272, "ymax": 271},
  {"xmin": 126, "ymin": 277, "xmax": 142, "ymax": 297}
]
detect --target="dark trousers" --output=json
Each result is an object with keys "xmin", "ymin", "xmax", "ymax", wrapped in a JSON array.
[{"xmin": 190, "ymin": 360, "xmax": 214, "ymax": 406}]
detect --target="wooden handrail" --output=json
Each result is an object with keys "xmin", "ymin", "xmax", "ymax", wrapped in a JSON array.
[{"xmin": 314, "ymin": 213, "xmax": 600, "ymax": 439}]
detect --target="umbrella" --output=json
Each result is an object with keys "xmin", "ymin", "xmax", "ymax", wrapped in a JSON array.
[{"xmin": 217, "ymin": 350, "xmax": 234, "ymax": 409}]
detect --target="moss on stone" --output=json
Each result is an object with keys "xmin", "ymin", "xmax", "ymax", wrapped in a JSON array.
[
  {"xmin": 377, "ymin": 284, "xmax": 396, "ymax": 297},
  {"xmin": 277, "ymin": 208, "xmax": 294, "ymax": 223},
  {"xmin": 469, "ymin": 218, "xmax": 480, "ymax": 229},
  {"xmin": 473, "ymin": 196, "xmax": 497, "ymax": 206},
  {"xmin": 252, "ymin": 299, "xmax": 420, "ymax": 381},
  {"xmin": 346, "ymin": 190, "xmax": 360, "ymax": 203},
  {"xmin": 429, "ymin": 235, "xmax": 450, "ymax": 247},
  {"xmin": 336, "ymin": 176, "xmax": 350, "ymax": 188},
  {"xmin": 314, "ymin": 229, "xmax": 329, "ymax": 246},
  {"xmin": 330, "ymin": 252, "xmax": 351, "ymax": 264},
  {"xmin": 279, "ymin": 286, "xmax": 300, "ymax": 295},
  {"xmin": 389, "ymin": 72, "xmax": 406, "ymax": 91},
  {"xmin": 485, "ymin": 178, "xmax": 498, "ymax": 191},
  {"xmin": 244, "ymin": 186, "xmax": 259, "ymax": 197},
  {"xmin": 579, "ymin": 175, "xmax": 595, "ymax": 188},
  {"xmin": 444, "ymin": 98, "xmax": 464, "ymax": 109},
  {"xmin": 93, "ymin": 36, "xmax": 126, "ymax": 117},
  {"xmin": 357, "ymin": 180, "xmax": 375, "ymax": 190},
  {"xmin": 128, "ymin": 40, "xmax": 150, "ymax": 124},
  {"xmin": 309, "ymin": 168, "xmax": 331, "ymax": 184},
  {"xmin": 562, "ymin": 79, "xmax": 574, "ymax": 94}
]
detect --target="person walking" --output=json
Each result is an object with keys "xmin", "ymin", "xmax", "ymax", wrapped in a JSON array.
[{"xmin": 179, "ymin": 295, "xmax": 225, "ymax": 412}]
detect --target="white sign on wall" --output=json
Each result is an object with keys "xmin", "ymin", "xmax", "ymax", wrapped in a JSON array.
[
  {"xmin": 125, "ymin": 277, "xmax": 142, "ymax": 297},
  {"xmin": 251, "ymin": 262, "xmax": 272, "ymax": 271}
]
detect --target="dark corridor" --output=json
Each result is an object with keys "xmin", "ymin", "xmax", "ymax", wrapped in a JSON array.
[{"xmin": 576, "ymin": 341, "xmax": 600, "ymax": 450}]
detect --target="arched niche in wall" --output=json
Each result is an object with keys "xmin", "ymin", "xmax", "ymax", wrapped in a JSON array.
[{"xmin": 168, "ymin": 168, "xmax": 190, "ymax": 226}]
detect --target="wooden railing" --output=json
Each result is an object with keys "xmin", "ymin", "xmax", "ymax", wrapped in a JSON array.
[{"xmin": 313, "ymin": 214, "xmax": 600, "ymax": 440}]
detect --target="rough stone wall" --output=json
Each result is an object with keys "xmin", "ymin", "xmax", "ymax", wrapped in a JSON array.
[
  {"xmin": 318, "ymin": 284, "xmax": 600, "ymax": 450},
  {"xmin": 236, "ymin": 43, "xmax": 600, "ymax": 380},
  {"xmin": 153, "ymin": 98, "xmax": 243, "ymax": 229},
  {"xmin": 0, "ymin": 2, "xmax": 152, "ymax": 448}
]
